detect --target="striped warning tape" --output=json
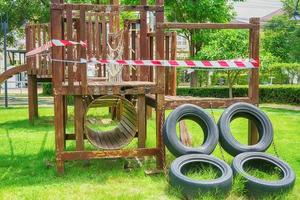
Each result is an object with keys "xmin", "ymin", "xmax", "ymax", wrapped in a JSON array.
[
  {"xmin": 51, "ymin": 58, "xmax": 259, "ymax": 69},
  {"xmin": 26, "ymin": 39, "xmax": 87, "ymax": 57}
]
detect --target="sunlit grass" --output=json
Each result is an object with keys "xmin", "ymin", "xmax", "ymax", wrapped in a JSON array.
[{"xmin": 0, "ymin": 106, "xmax": 299, "ymax": 199}]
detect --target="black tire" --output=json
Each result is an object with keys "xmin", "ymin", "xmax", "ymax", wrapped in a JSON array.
[
  {"xmin": 169, "ymin": 154, "xmax": 233, "ymax": 198},
  {"xmin": 232, "ymin": 152, "xmax": 295, "ymax": 196},
  {"xmin": 163, "ymin": 104, "xmax": 219, "ymax": 157},
  {"xmin": 218, "ymin": 102, "xmax": 273, "ymax": 156}
]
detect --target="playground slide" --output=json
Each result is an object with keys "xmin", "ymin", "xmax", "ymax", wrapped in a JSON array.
[{"xmin": 0, "ymin": 64, "xmax": 27, "ymax": 84}]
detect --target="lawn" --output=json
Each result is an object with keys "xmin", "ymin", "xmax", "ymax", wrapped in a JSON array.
[{"xmin": 0, "ymin": 106, "xmax": 299, "ymax": 200}]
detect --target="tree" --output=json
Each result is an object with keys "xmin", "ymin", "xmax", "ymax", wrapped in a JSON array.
[
  {"xmin": 196, "ymin": 30, "xmax": 249, "ymax": 98},
  {"xmin": 164, "ymin": 0, "xmax": 234, "ymax": 87},
  {"xmin": 262, "ymin": 16, "xmax": 299, "ymax": 63},
  {"xmin": 282, "ymin": 0, "xmax": 300, "ymax": 16},
  {"xmin": 0, "ymin": 0, "xmax": 50, "ymax": 44}
]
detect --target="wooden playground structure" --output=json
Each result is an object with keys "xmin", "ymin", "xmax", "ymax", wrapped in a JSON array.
[{"xmin": 0, "ymin": 0, "xmax": 260, "ymax": 174}]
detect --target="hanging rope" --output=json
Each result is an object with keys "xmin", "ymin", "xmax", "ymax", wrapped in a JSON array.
[{"xmin": 106, "ymin": 30, "xmax": 124, "ymax": 82}]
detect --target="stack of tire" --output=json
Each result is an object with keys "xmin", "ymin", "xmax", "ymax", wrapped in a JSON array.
[{"xmin": 163, "ymin": 103, "xmax": 295, "ymax": 198}]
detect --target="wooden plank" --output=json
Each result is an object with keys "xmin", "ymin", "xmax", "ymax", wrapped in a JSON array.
[
  {"xmin": 122, "ymin": 20, "xmax": 130, "ymax": 81},
  {"xmin": 157, "ymin": 22, "xmax": 256, "ymax": 30},
  {"xmin": 101, "ymin": 13, "xmax": 107, "ymax": 77},
  {"xmin": 169, "ymin": 31, "xmax": 177, "ymax": 96},
  {"xmin": 164, "ymin": 35, "xmax": 170, "ymax": 94},
  {"xmin": 131, "ymin": 23, "xmax": 137, "ymax": 81},
  {"xmin": 32, "ymin": 25, "xmax": 37, "ymax": 75},
  {"xmin": 138, "ymin": 0, "xmax": 150, "ymax": 81},
  {"xmin": 37, "ymin": 25, "xmax": 42, "ymax": 75},
  {"xmin": 61, "ymin": 148, "xmax": 160, "ymax": 161},
  {"xmin": 137, "ymin": 95, "xmax": 146, "ymax": 148},
  {"xmin": 79, "ymin": 6, "xmax": 88, "ymax": 92},
  {"xmin": 87, "ymin": 12, "xmax": 93, "ymax": 59},
  {"xmin": 51, "ymin": 4, "xmax": 164, "ymax": 12},
  {"xmin": 66, "ymin": 5, "xmax": 74, "ymax": 90},
  {"xmin": 74, "ymin": 96, "xmax": 85, "ymax": 151}
]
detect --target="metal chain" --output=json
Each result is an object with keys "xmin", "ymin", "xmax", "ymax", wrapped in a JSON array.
[
  {"xmin": 272, "ymin": 140, "xmax": 280, "ymax": 158},
  {"xmin": 209, "ymin": 103, "xmax": 226, "ymax": 161}
]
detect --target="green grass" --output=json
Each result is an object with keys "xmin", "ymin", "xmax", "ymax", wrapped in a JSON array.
[
  {"xmin": 185, "ymin": 163, "xmax": 221, "ymax": 181},
  {"xmin": 0, "ymin": 106, "xmax": 299, "ymax": 199}
]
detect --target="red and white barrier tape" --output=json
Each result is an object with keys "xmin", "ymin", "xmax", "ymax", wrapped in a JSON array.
[
  {"xmin": 51, "ymin": 58, "xmax": 259, "ymax": 69},
  {"xmin": 26, "ymin": 39, "xmax": 87, "ymax": 57}
]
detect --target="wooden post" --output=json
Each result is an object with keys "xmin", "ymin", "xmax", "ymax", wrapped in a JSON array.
[
  {"xmin": 51, "ymin": 0, "xmax": 65, "ymax": 174},
  {"xmin": 165, "ymin": 35, "xmax": 170, "ymax": 94},
  {"xmin": 155, "ymin": 0, "xmax": 165, "ymax": 170},
  {"xmin": 79, "ymin": 6, "xmax": 87, "ymax": 94},
  {"xmin": 26, "ymin": 25, "xmax": 38, "ymax": 123},
  {"xmin": 123, "ymin": 20, "xmax": 130, "ymax": 81},
  {"xmin": 169, "ymin": 32, "xmax": 177, "ymax": 96},
  {"xmin": 28, "ymin": 75, "xmax": 38, "ymax": 123},
  {"xmin": 110, "ymin": 0, "xmax": 120, "ymax": 32},
  {"xmin": 75, "ymin": 96, "xmax": 85, "ymax": 151},
  {"xmin": 131, "ymin": 23, "xmax": 137, "ymax": 80},
  {"xmin": 248, "ymin": 18, "xmax": 260, "ymax": 145}
]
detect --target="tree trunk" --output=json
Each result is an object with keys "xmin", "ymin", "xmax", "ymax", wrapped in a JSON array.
[
  {"xmin": 189, "ymin": 32, "xmax": 199, "ymax": 88},
  {"xmin": 228, "ymin": 72, "xmax": 233, "ymax": 99},
  {"xmin": 191, "ymin": 71, "xmax": 198, "ymax": 87}
]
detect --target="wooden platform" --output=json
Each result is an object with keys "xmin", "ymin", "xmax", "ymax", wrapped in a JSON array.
[
  {"xmin": 146, "ymin": 95, "xmax": 253, "ymax": 109},
  {"xmin": 59, "ymin": 81, "xmax": 161, "ymax": 95}
]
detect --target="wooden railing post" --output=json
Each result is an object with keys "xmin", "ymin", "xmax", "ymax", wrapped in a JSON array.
[
  {"xmin": 139, "ymin": 0, "xmax": 150, "ymax": 81},
  {"xmin": 248, "ymin": 17, "xmax": 260, "ymax": 145},
  {"xmin": 155, "ymin": 0, "xmax": 165, "ymax": 170},
  {"xmin": 51, "ymin": 0, "xmax": 65, "ymax": 174}
]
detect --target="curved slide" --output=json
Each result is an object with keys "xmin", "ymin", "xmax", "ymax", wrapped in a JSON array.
[{"xmin": 0, "ymin": 64, "xmax": 27, "ymax": 84}]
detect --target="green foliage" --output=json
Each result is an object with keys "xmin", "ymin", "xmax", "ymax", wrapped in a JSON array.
[
  {"xmin": 0, "ymin": 0, "xmax": 50, "ymax": 44},
  {"xmin": 177, "ymin": 85, "xmax": 300, "ymax": 105},
  {"xmin": 1, "ymin": 106, "xmax": 300, "ymax": 199},
  {"xmin": 42, "ymin": 83, "xmax": 74, "ymax": 105},
  {"xmin": 194, "ymin": 30, "xmax": 249, "ymax": 97},
  {"xmin": 269, "ymin": 63, "xmax": 300, "ymax": 84},
  {"xmin": 262, "ymin": 16, "xmax": 300, "ymax": 63},
  {"xmin": 165, "ymin": 0, "xmax": 234, "ymax": 56},
  {"xmin": 282, "ymin": 0, "xmax": 300, "ymax": 16},
  {"xmin": 42, "ymin": 83, "xmax": 53, "ymax": 96}
]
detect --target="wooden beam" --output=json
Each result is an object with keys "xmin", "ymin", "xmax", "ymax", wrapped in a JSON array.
[
  {"xmin": 155, "ymin": 0, "xmax": 165, "ymax": 170},
  {"xmin": 61, "ymin": 148, "xmax": 160, "ymax": 161},
  {"xmin": 74, "ymin": 96, "xmax": 85, "ymax": 151},
  {"xmin": 248, "ymin": 17, "xmax": 260, "ymax": 145},
  {"xmin": 51, "ymin": 4, "xmax": 164, "ymax": 12},
  {"xmin": 28, "ymin": 75, "xmax": 38, "ymax": 123},
  {"xmin": 157, "ymin": 22, "xmax": 256, "ymax": 30}
]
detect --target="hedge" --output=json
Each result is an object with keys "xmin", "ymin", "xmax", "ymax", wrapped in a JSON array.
[
  {"xmin": 43, "ymin": 83, "xmax": 300, "ymax": 105},
  {"xmin": 177, "ymin": 85, "xmax": 300, "ymax": 105},
  {"xmin": 42, "ymin": 83, "xmax": 74, "ymax": 105}
]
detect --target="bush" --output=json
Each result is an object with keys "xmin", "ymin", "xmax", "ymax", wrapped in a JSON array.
[
  {"xmin": 177, "ymin": 85, "xmax": 300, "ymax": 105},
  {"xmin": 42, "ymin": 83, "xmax": 53, "ymax": 96},
  {"xmin": 42, "ymin": 83, "xmax": 74, "ymax": 105}
]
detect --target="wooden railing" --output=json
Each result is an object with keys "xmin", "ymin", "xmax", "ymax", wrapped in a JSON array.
[
  {"xmin": 26, "ymin": 23, "xmax": 51, "ymax": 77},
  {"xmin": 50, "ymin": 3, "xmax": 176, "ymax": 94}
]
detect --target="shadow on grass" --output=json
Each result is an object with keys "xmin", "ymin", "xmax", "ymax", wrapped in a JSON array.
[
  {"xmin": 0, "ymin": 149, "xmax": 145, "ymax": 189},
  {"xmin": 0, "ymin": 116, "xmax": 54, "ymax": 132}
]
